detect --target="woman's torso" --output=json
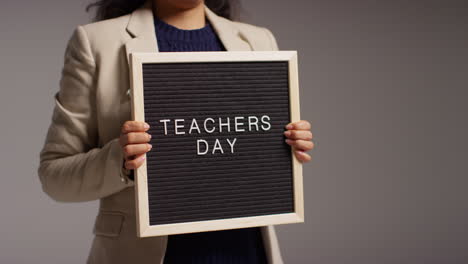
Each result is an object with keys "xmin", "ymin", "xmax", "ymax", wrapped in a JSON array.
[{"xmin": 69, "ymin": 2, "xmax": 284, "ymax": 264}]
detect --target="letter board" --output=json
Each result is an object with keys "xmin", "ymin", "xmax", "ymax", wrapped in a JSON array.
[{"xmin": 129, "ymin": 51, "xmax": 303, "ymax": 237}]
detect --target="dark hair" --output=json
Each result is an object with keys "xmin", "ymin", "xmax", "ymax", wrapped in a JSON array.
[{"xmin": 86, "ymin": 0, "xmax": 240, "ymax": 22}]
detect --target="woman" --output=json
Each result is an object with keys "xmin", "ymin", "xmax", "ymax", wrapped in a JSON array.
[{"xmin": 38, "ymin": 0, "xmax": 315, "ymax": 263}]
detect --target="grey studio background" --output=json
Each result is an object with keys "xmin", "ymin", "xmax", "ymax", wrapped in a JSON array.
[{"xmin": 0, "ymin": 0, "xmax": 467, "ymax": 263}]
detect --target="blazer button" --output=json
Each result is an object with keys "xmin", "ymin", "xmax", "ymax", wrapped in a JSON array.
[
  {"xmin": 120, "ymin": 176, "xmax": 128, "ymax": 184},
  {"xmin": 126, "ymin": 88, "xmax": 131, "ymax": 98}
]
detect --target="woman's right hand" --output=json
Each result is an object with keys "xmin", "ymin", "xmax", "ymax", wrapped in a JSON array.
[{"xmin": 119, "ymin": 121, "xmax": 152, "ymax": 170}]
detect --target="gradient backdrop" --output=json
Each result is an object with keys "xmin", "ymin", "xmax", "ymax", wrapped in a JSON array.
[{"xmin": 0, "ymin": 0, "xmax": 467, "ymax": 263}]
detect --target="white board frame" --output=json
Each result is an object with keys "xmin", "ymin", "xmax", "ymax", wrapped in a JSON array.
[{"xmin": 129, "ymin": 51, "xmax": 303, "ymax": 237}]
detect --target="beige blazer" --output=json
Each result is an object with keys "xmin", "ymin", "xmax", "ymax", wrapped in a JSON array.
[{"xmin": 38, "ymin": 0, "xmax": 284, "ymax": 263}]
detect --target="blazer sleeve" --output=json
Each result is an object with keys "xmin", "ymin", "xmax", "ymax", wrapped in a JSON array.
[
  {"xmin": 262, "ymin": 27, "xmax": 280, "ymax": 51},
  {"xmin": 37, "ymin": 25, "xmax": 133, "ymax": 203}
]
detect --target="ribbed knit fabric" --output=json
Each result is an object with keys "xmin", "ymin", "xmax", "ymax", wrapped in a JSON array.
[
  {"xmin": 152, "ymin": 15, "xmax": 268, "ymax": 264},
  {"xmin": 154, "ymin": 15, "xmax": 225, "ymax": 52}
]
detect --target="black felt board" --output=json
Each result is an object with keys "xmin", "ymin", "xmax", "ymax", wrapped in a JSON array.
[{"xmin": 142, "ymin": 61, "xmax": 294, "ymax": 226}]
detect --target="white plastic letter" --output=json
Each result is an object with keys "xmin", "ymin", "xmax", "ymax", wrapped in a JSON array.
[
  {"xmin": 248, "ymin": 116, "xmax": 259, "ymax": 131},
  {"xmin": 175, "ymin": 119, "xmax": 185, "ymax": 135},
  {"xmin": 212, "ymin": 139, "xmax": 224, "ymax": 154},
  {"xmin": 204, "ymin": 118, "xmax": 216, "ymax": 133},
  {"xmin": 219, "ymin": 117, "xmax": 231, "ymax": 132},
  {"xmin": 234, "ymin": 116, "xmax": 245, "ymax": 132},
  {"xmin": 197, "ymin": 139, "xmax": 209, "ymax": 155},
  {"xmin": 260, "ymin": 115, "xmax": 271, "ymax": 131},
  {"xmin": 189, "ymin": 118, "xmax": 201, "ymax": 134},
  {"xmin": 159, "ymin": 119, "xmax": 171, "ymax": 135},
  {"xmin": 226, "ymin": 138, "xmax": 237, "ymax": 153}
]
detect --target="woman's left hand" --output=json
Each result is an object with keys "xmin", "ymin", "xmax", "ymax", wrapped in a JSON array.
[{"xmin": 284, "ymin": 120, "xmax": 314, "ymax": 163}]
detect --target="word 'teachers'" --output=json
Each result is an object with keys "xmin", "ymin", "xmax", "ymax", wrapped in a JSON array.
[{"xmin": 158, "ymin": 115, "xmax": 272, "ymax": 155}]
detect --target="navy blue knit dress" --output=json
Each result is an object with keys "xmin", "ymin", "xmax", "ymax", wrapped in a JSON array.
[{"xmin": 152, "ymin": 16, "xmax": 269, "ymax": 264}]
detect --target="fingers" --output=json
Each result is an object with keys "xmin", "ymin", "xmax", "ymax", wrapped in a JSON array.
[
  {"xmin": 121, "ymin": 121, "xmax": 150, "ymax": 134},
  {"xmin": 285, "ymin": 120, "xmax": 311, "ymax": 130},
  {"xmin": 119, "ymin": 132, "xmax": 152, "ymax": 146},
  {"xmin": 124, "ymin": 153, "xmax": 147, "ymax": 170},
  {"xmin": 284, "ymin": 120, "xmax": 314, "ymax": 163},
  {"xmin": 284, "ymin": 130, "xmax": 313, "ymax": 140},
  {"xmin": 285, "ymin": 139, "xmax": 314, "ymax": 151},
  {"xmin": 123, "ymin": 143, "xmax": 152, "ymax": 158},
  {"xmin": 294, "ymin": 150, "xmax": 312, "ymax": 162},
  {"xmin": 120, "ymin": 121, "xmax": 152, "ymax": 170}
]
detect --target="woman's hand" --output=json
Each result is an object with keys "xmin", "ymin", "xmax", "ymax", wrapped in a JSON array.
[
  {"xmin": 119, "ymin": 121, "xmax": 152, "ymax": 170},
  {"xmin": 284, "ymin": 120, "xmax": 314, "ymax": 163}
]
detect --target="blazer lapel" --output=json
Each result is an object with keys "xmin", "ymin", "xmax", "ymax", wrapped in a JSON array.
[
  {"xmin": 124, "ymin": 0, "xmax": 158, "ymax": 62},
  {"xmin": 124, "ymin": 0, "xmax": 251, "ymax": 63},
  {"xmin": 203, "ymin": 6, "xmax": 252, "ymax": 51}
]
